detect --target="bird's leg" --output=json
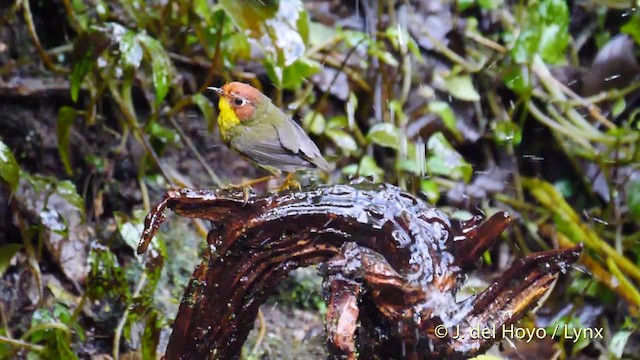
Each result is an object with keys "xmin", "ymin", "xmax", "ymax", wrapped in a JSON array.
[
  {"xmin": 278, "ymin": 172, "xmax": 301, "ymax": 192},
  {"xmin": 226, "ymin": 175, "xmax": 275, "ymax": 204}
]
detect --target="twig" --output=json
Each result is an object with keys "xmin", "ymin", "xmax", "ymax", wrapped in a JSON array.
[
  {"xmin": 607, "ymin": 258, "xmax": 640, "ymax": 312},
  {"xmin": 464, "ymin": 31, "xmax": 507, "ymax": 54},
  {"xmin": 577, "ymin": 80, "xmax": 640, "ymax": 106},
  {"xmin": 169, "ymin": 114, "xmax": 223, "ymax": 186},
  {"xmin": 526, "ymin": 101, "xmax": 594, "ymax": 150},
  {"xmin": 59, "ymin": 0, "xmax": 81, "ymax": 32},
  {"xmin": 532, "ymin": 56, "xmax": 616, "ymax": 130},
  {"xmin": 113, "ymin": 273, "xmax": 147, "ymax": 360},
  {"xmin": 20, "ymin": 322, "xmax": 72, "ymax": 342},
  {"xmin": 0, "ymin": 335, "xmax": 45, "ymax": 353},
  {"xmin": 21, "ymin": 0, "xmax": 66, "ymax": 74},
  {"xmin": 251, "ymin": 307, "xmax": 267, "ymax": 355}
]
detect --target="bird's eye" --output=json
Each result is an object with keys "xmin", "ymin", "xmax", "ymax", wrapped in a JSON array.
[{"xmin": 234, "ymin": 98, "xmax": 246, "ymax": 106}]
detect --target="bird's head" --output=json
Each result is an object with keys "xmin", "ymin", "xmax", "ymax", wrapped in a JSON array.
[{"xmin": 208, "ymin": 82, "xmax": 266, "ymax": 122}]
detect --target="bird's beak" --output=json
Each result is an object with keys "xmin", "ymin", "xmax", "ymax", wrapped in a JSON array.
[{"xmin": 207, "ymin": 87, "xmax": 223, "ymax": 96}]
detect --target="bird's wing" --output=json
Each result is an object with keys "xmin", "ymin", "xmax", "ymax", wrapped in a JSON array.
[
  {"xmin": 276, "ymin": 117, "xmax": 330, "ymax": 171},
  {"xmin": 230, "ymin": 122, "xmax": 315, "ymax": 173}
]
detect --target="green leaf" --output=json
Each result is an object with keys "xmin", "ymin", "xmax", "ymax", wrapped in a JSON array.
[
  {"xmin": 612, "ymin": 98, "xmax": 626, "ymax": 118},
  {"xmin": 296, "ymin": 10, "xmax": 310, "ymax": 45},
  {"xmin": 539, "ymin": 24, "xmax": 569, "ymax": 64},
  {"xmin": 341, "ymin": 155, "xmax": 383, "ymax": 181},
  {"xmin": 444, "ymin": 75, "xmax": 480, "ymax": 101},
  {"xmin": 57, "ymin": 107, "xmax": 76, "ymax": 176},
  {"xmin": 504, "ymin": 65, "xmax": 532, "ymax": 96},
  {"xmin": 86, "ymin": 243, "xmax": 130, "ymax": 301},
  {"xmin": 325, "ymin": 129, "xmax": 358, "ymax": 153},
  {"xmin": 263, "ymin": 57, "xmax": 283, "ymax": 88},
  {"xmin": 493, "ymin": 120, "xmax": 522, "ymax": 145},
  {"xmin": 138, "ymin": 34, "xmax": 173, "ymax": 105},
  {"xmin": 70, "ymin": 57, "xmax": 92, "ymax": 103},
  {"xmin": 302, "ymin": 112, "xmax": 326, "ymax": 135},
  {"xmin": 114, "ymin": 211, "xmax": 145, "ymax": 253},
  {"xmin": 0, "ymin": 140, "xmax": 20, "ymax": 193},
  {"xmin": 420, "ymin": 179, "xmax": 440, "ymax": 203},
  {"xmin": 509, "ymin": 0, "xmax": 569, "ymax": 64},
  {"xmin": 456, "ymin": 0, "xmax": 475, "ymax": 11},
  {"xmin": 428, "ymin": 101, "xmax": 461, "ymax": 140},
  {"xmin": 194, "ymin": 0, "xmax": 214, "ymax": 22},
  {"xmin": 621, "ymin": 13, "xmax": 640, "ymax": 45},
  {"xmin": 149, "ymin": 123, "xmax": 179, "ymax": 144},
  {"xmin": 55, "ymin": 180, "xmax": 85, "ymax": 221},
  {"xmin": 0, "ymin": 244, "xmax": 22, "ymax": 277},
  {"xmin": 426, "ymin": 132, "xmax": 472, "ymax": 182},
  {"xmin": 554, "ymin": 178, "xmax": 574, "ymax": 198},
  {"xmin": 367, "ymin": 123, "xmax": 401, "ymax": 149},
  {"xmin": 141, "ymin": 312, "xmax": 162, "ymax": 360},
  {"xmin": 192, "ymin": 94, "xmax": 216, "ymax": 132},
  {"xmin": 627, "ymin": 179, "xmax": 640, "ymax": 220},
  {"xmin": 282, "ymin": 58, "xmax": 321, "ymax": 89},
  {"xmin": 478, "ymin": 0, "xmax": 502, "ymax": 9},
  {"xmin": 119, "ymin": 31, "xmax": 143, "ymax": 69},
  {"xmin": 610, "ymin": 330, "xmax": 632, "ymax": 358}
]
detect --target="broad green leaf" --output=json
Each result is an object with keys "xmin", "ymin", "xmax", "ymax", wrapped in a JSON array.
[
  {"xmin": 264, "ymin": 57, "xmax": 283, "ymax": 88},
  {"xmin": 444, "ymin": 75, "xmax": 480, "ymax": 101},
  {"xmin": 627, "ymin": 179, "xmax": 640, "ymax": 220},
  {"xmin": 0, "ymin": 140, "xmax": 19, "ymax": 193},
  {"xmin": 149, "ymin": 123, "xmax": 179, "ymax": 144},
  {"xmin": 612, "ymin": 98, "xmax": 626, "ymax": 118},
  {"xmin": 142, "ymin": 312, "xmax": 162, "ymax": 360},
  {"xmin": 282, "ymin": 58, "xmax": 321, "ymax": 89},
  {"xmin": 192, "ymin": 94, "xmax": 216, "ymax": 132},
  {"xmin": 341, "ymin": 155, "xmax": 383, "ymax": 181},
  {"xmin": 493, "ymin": 120, "xmax": 522, "ymax": 145},
  {"xmin": 509, "ymin": 0, "xmax": 569, "ymax": 64},
  {"xmin": 554, "ymin": 178, "xmax": 574, "ymax": 198},
  {"xmin": 138, "ymin": 34, "xmax": 173, "ymax": 105},
  {"xmin": 610, "ymin": 330, "xmax": 632, "ymax": 358},
  {"xmin": 70, "ymin": 57, "xmax": 92, "ymax": 103},
  {"xmin": 114, "ymin": 211, "xmax": 145, "ymax": 253},
  {"xmin": 57, "ymin": 107, "xmax": 76, "ymax": 176},
  {"xmin": 194, "ymin": 0, "xmax": 215, "ymax": 22},
  {"xmin": 55, "ymin": 331, "xmax": 79, "ymax": 360},
  {"xmin": 370, "ymin": 46, "xmax": 399, "ymax": 67},
  {"xmin": 456, "ymin": 0, "xmax": 475, "ymax": 12},
  {"xmin": 56, "ymin": 181, "xmax": 85, "ymax": 220},
  {"xmin": 302, "ymin": 112, "xmax": 326, "ymax": 135},
  {"xmin": 621, "ymin": 13, "xmax": 640, "ymax": 45},
  {"xmin": 367, "ymin": 123, "xmax": 401, "ymax": 149},
  {"xmin": 420, "ymin": 179, "xmax": 440, "ymax": 203},
  {"xmin": 325, "ymin": 129, "xmax": 358, "ymax": 153},
  {"xmin": 220, "ymin": 0, "xmax": 304, "ymax": 65},
  {"xmin": 426, "ymin": 132, "xmax": 472, "ymax": 182},
  {"xmin": 296, "ymin": 10, "xmax": 310, "ymax": 45},
  {"xmin": 119, "ymin": 31, "xmax": 143, "ymax": 69},
  {"xmin": 219, "ymin": 0, "xmax": 279, "ymax": 36},
  {"xmin": 539, "ymin": 24, "xmax": 569, "ymax": 64},
  {"xmin": 478, "ymin": 0, "xmax": 502, "ymax": 9},
  {"xmin": 428, "ymin": 101, "xmax": 461, "ymax": 140},
  {"xmin": 504, "ymin": 65, "xmax": 532, "ymax": 96},
  {"xmin": 0, "ymin": 244, "xmax": 22, "ymax": 277},
  {"xmin": 86, "ymin": 243, "xmax": 130, "ymax": 301}
]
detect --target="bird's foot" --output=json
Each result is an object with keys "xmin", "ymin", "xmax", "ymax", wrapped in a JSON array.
[
  {"xmin": 278, "ymin": 173, "xmax": 302, "ymax": 192},
  {"xmin": 226, "ymin": 175, "xmax": 274, "ymax": 205}
]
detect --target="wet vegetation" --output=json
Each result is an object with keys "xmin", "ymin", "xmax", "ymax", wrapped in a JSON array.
[{"xmin": 0, "ymin": 0, "xmax": 639, "ymax": 359}]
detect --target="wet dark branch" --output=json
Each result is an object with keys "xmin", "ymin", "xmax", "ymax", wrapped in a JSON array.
[{"xmin": 137, "ymin": 180, "xmax": 581, "ymax": 359}]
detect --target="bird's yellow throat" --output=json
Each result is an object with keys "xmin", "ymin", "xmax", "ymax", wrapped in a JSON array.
[{"xmin": 217, "ymin": 97, "xmax": 241, "ymax": 142}]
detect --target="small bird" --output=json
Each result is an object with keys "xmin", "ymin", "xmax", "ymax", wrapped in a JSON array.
[{"xmin": 208, "ymin": 82, "xmax": 329, "ymax": 195}]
